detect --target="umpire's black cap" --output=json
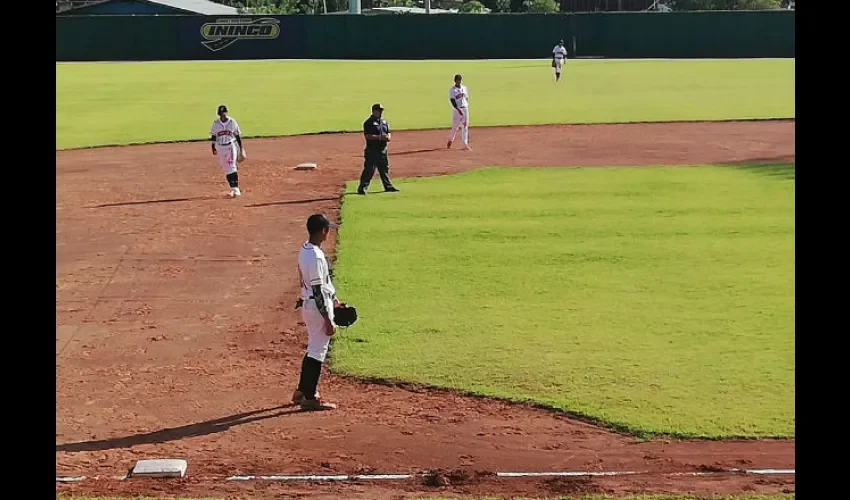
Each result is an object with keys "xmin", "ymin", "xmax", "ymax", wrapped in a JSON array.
[
  {"xmin": 307, "ymin": 214, "xmax": 338, "ymax": 234},
  {"xmin": 217, "ymin": 104, "xmax": 228, "ymax": 114}
]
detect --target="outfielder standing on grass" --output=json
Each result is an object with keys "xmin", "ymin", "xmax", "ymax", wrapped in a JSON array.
[
  {"xmin": 447, "ymin": 74, "xmax": 471, "ymax": 150},
  {"xmin": 210, "ymin": 104, "xmax": 246, "ymax": 198},
  {"xmin": 552, "ymin": 40, "xmax": 568, "ymax": 82}
]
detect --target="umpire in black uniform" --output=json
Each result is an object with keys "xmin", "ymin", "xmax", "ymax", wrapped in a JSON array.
[{"xmin": 358, "ymin": 103, "xmax": 399, "ymax": 195}]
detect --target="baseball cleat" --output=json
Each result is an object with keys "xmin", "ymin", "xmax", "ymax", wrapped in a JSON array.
[
  {"xmin": 300, "ymin": 397, "xmax": 336, "ymax": 411},
  {"xmin": 385, "ymin": 186, "xmax": 400, "ymax": 193},
  {"xmin": 233, "ymin": 187, "xmax": 242, "ymax": 196},
  {"xmin": 291, "ymin": 390, "xmax": 321, "ymax": 405},
  {"xmin": 447, "ymin": 140, "xmax": 453, "ymax": 149},
  {"xmin": 463, "ymin": 145, "xmax": 472, "ymax": 151}
]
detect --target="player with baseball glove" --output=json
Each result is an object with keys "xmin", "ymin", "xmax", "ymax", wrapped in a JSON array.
[{"xmin": 291, "ymin": 214, "xmax": 358, "ymax": 411}]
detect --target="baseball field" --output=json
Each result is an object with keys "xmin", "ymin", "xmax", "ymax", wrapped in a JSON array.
[{"xmin": 56, "ymin": 58, "xmax": 794, "ymax": 500}]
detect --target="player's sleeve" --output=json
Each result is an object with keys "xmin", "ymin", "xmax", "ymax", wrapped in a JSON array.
[
  {"xmin": 210, "ymin": 121, "xmax": 216, "ymax": 136},
  {"xmin": 305, "ymin": 257, "xmax": 332, "ymax": 316}
]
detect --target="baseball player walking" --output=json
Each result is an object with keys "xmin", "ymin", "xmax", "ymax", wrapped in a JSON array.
[
  {"xmin": 552, "ymin": 40, "xmax": 568, "ymax": 82},
  {"xmin": 210, "ymin": 104, "xmax": 246, "ymax": 197},
  {"xmin": 358, "ymin": 103, "xmax": 399, "ymax": 195},
  {"xmin": 447, "ymin": 74, "xmax": 471, "ymax": 150},
  {"xmin": 291, "ymin": 214, "xmax": 342, "ymax": 411}
]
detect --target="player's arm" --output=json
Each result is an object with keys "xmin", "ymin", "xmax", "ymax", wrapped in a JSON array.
[
  {"xmin": 385, "ymin": 122, "xmax": 391, "ymax": 142},
  {"xmin": 234, "ymin": 121, "xmax": 243, "ymax": 149},
  {"xmin": 305, "ymin": 262, "xmax": 336, "ymax": 333},
  {"xmin": 450, "ymin": 97, "xmax": 464, "ymax": 115},
  {"xmin": 363, "ymin": 121, "xmax": 383, "ymax": 141},
  {"xmin": 210, "ymin": 134, "xmax": 217, "ymax": 154}
]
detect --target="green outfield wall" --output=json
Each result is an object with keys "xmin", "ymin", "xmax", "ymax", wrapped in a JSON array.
[{"xmin": 55, "ymin": 10, "xmax": 794, "ymax": 62}]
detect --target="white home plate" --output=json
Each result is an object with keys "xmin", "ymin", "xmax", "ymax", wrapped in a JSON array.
[
  {"xmin": 130, "ymin": 459, "xmax": 188, "ymax": 478},
  {"xmin": 295, "ymin": 163, "xmax": 317, "ymax": 170}
]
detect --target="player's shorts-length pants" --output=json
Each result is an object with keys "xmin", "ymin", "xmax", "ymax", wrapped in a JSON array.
[
  {"xmin": 302, "ymin": 299, "xmax": 334, "ymax": 363},
  {"xmin": 449, "ymin": 107, "xmax": 469, "ymax": 145},
  {"xmin": 217, "ymin": 142, "xmax": 238, "ymax": 176}
]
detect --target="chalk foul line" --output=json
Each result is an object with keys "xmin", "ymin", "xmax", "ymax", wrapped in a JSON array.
[{"xmin": 56, "ymin": 468, "xmax": 794, "ymax": 483}]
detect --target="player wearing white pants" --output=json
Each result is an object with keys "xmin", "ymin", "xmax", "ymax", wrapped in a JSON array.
[
  {"xmin": 210, "ymin": 104, "xmax": 245, "ymax": 197},
  {"xmin": 292, "ymin": 214, "xmax": 342, "ymax": 411},
  {"xmin": 552, "ymin": 40, "xmax": 568, "ymax": 82},
  {"xmin": 447, "ymin": 74, "xmax": 471, "ymax": 150}
]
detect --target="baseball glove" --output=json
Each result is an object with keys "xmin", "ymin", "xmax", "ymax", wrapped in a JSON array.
[
  {"xmin": 334, "ymin": 303, "xmax": 358, "ymax": 327},
  {"xmin": 237, "ymin": 148, "xmax": 246, "ymax": 162}
]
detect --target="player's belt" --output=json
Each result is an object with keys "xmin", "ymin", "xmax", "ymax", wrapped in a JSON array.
[{"xmin": 219, "ymin": 142, "xmax": 233, "ymax": 146}]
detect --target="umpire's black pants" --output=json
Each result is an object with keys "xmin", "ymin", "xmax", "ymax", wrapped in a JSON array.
[{"xmin": 359, "ymin": 148, "xmax": 395, "ymax": 192}]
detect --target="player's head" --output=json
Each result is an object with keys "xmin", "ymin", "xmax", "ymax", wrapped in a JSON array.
[
  {"xmin": 217, "ymin": 104, "xmax": 228, "ymax": 119},
  {"xmin": 558, "ymin": 39, "xmax": 564, "ymax": 46},
  {"xmin": 371, "ymin": 103, "xmax": 384, "ymax": 118},
  {"xmin": 454, "ymin": 74, "xmax": 462, "ymax": 86},
  {"xmin": 307, "ymin": 213, "xmax": 338, "ymax": 243}
]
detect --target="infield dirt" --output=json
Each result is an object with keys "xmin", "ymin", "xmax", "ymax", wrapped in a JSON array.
[{"xmin": 56, "ymin": 120, "xmax": 795, "ymax": 499}]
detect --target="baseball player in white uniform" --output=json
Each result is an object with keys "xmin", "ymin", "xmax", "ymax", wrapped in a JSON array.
[
  {"xmin": 552, "ymin": 40, "xmax": 568, "ymax": 82},
  {"xmin": 447, "ymin": 74, "xmax": 471, "ymax": 151},
  {"xmin": 210, "ymin": 104, "xmax": 246, "ymax": 197},
  {"xmin": 291, "ymin": 214, "xmax": 341, "ymax": 411}
]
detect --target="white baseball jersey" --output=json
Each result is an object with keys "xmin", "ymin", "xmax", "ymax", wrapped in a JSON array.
[
  {"xmin": 210, "ymin": 117, "xmax": 242, "ymax": 146},
  {"xmin": 298, "ymin": 241, "xmax": 337, "ymax": 362},
  {"xmin": 449, "ymin": 84, "xmax": 469, "ymax": 109},
  {"xmin": 298, "ymin": 242, "xmax": 336, "ymax": 302},
  {"xmin": 553, "ymin": 45, "xmax": 567, "ymax": 60}
]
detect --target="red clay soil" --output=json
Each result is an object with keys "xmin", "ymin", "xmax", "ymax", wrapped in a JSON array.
[{"xmin": 56, "ymin": 121, "xmax": 795, "ymax": 499}]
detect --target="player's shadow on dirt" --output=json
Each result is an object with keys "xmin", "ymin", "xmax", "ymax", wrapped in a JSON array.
[
  {"xmin": 391, "ymin": 147, "xmax": 442, "ymax": 156},
  {"xmin": 89, "ymin": 195, "xmax": 219, "ymax": 208},
  {"xmin": 245, "ymin": 196, "xmax": 338, "ymax": 208},
  {"xmin": 56, "ymin": 405, "xmax": 301, "ymax": 453}
]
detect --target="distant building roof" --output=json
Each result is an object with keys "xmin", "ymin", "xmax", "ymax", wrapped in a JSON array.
[
  {"xmin": 146, "ymin": 0, "xmax": 239, "ymax": 15},
  {"xmin": 57, "ymin": 0, "xmax": 240, "ymax": 15}
]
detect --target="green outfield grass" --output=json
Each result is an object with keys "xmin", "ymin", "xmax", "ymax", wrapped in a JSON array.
[
  {"xmin": 55, "ymin": 59, "xmax": 794, "ymax": 150},
  {"xmin": 331, "ymin": 165, "xmax": 795, "ymax": 439}
]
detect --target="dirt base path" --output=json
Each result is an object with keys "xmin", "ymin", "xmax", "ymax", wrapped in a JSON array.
[{"xmin": 56, "ymin": 120, "xmax": 795, "ymax": 499}]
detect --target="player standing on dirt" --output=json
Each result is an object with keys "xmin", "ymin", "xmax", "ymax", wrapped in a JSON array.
[
  {"xmin": 210, "ymin": 104, "xmax": 246, "ymax": 198},
  {"xmin": 357, "ymin": 103, "xmax": 400, "ymax": 195},
  {"xmin": 447, "ymin": 74, "xmax": 471, "ymax": 150},
  {"xmin": 291, "ymin": 214, "xmax": 342, "ymax": 411}
]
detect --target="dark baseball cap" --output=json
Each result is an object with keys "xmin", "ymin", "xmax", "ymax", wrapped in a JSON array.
[
  {"xmin": 371, "ymin": 103, "xmax": 384, "ymax": 111},
  {"xmin": 306, "ymin": 214, "xmax": 338, "ymax": 234},
  {"xmin": 217, "ymin": 104, "xmax": 228, "ymax": 114}
]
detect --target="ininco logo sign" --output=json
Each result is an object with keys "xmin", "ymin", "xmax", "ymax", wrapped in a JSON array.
[{"xmin": 200, "ymin": 17, "xmax": 280, "ymax": 52}]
